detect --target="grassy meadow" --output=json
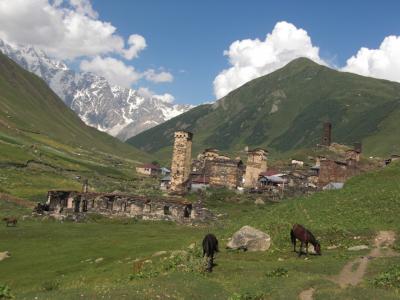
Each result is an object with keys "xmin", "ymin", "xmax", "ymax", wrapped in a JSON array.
[{"xmin": 1, "ymin": 162, "xmax": 400, "ymax": 299}]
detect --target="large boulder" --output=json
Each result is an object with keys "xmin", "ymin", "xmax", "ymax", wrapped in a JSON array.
[{"xmin": 226, "ymin": 226, "xmax": 271, "ymax": 252}]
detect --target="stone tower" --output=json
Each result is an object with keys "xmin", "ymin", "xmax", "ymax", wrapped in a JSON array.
[
  {"xmin": 244, "ymin": 149, "xmax": 268, "ymax": 188},
  {"xmin": 354, "ymin": 142, "xmax": 362, "ymax": 154},
  {"xmin": 170, "ymin": 131, "xmax": 193, "ymax": 194},
  {"xmin": 322, "ymin": 122, "xmax": 332, "ymax": 146}
]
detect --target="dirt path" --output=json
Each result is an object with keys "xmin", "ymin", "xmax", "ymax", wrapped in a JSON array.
[
  {"xmin": 299, "ymin": 288, "xmax": 315, "ymax": 300},
  {"xmin": 331, "ymin": 230, "xmax": 398, "ymax": 288},
  {"xmin": 298, "ymin": 231, "xmax": 398, "ymax": 299}
]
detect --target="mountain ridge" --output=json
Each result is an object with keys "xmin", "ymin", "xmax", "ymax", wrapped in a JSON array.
[
  {"xmin": 127, "ymin": 57, "xmax": 400, "ymax": 159},
  {"xmin": 0, "ymin": 51, "xmax": 149, "ymax": 161},
  {"xmin": 0, "ymin": 39, "xmax": 193, "ymax": 141}
]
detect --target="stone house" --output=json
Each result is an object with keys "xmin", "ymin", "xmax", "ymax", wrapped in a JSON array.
[
  {"xmin": 160, "ymin": 175, "xmax": 171, "ymax": 191},
  {"xmin": 192, "ymin": 148, "xmax": 245, "ymax": 190},
  {"xmin": 136, "ymin": 163, "xmax": 161, "ymax": 176},
  {"xmin": 317, "ymin": 159, "xmax": 359, "ymax": 187},
  {"xmin": 191, "ymin": 176, "xmax": 210, "ymax": 192}
]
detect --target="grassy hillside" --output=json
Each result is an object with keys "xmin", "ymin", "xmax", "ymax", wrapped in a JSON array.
[
  {"xmin": 0, "ymin": 52, "xmax": 148, "ymax": 159},
  {"xmin": 0, "ymin": 52, "xmax": 155, "ymax": 201},
  {"xmin": 128, "ymin": 58, "xmax": 400, "ymax": 161},
  {"xmin": 1, "ymin": 161, "xmax": 400, "ymax": 299}
]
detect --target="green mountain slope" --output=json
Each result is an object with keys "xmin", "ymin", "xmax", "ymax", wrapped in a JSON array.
[
  {"xmin": 0, "ymin": 52, "xmax": 148, "ymax": 159},
  {"xmin": 128, "ymin": 58, "xmax": 400, "ymax": 159},
  {"xmin": 0, "ymin": 52, "xmax": 153, "ymax": 200}
]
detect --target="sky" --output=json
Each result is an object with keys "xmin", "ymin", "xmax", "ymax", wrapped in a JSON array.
[{"xmin": 1, "ymin": 0, "xmax": 400, "ymax": 105}]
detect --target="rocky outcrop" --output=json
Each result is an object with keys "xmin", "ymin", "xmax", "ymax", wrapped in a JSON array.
[{"xmin": 227, "ymin": 226, "xmax": 271, "ymax": 252}]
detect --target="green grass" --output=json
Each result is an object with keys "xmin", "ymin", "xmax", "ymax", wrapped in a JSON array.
[{"xmin": 1, "ymin": 163, "xmax": 400, "ymax": 299}]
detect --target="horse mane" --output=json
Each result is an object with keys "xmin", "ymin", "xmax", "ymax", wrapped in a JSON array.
[{"xmin": 306, "ymin": 230, "xmax": 318, "ymax": 246}]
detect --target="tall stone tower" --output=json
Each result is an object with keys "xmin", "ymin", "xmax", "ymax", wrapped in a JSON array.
[
  {"xmin": 354, "ymin": 142, "xmax": 362, "ymax": 154},
  {"xmin": 244, "ymin": 149, "xmax": 268, "ymax": 188},
  {"xmin": 170, "ymin": 131, "xmax": 193, "ymax": 194},
  {"xmin": 322, "ymin": 122, "xmax": 332, "ymax": 146}
]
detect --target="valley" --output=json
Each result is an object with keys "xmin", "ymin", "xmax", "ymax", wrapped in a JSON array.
[{"xmin": 1, "ymin": 28, "xmax": 400, "ymax": 299}]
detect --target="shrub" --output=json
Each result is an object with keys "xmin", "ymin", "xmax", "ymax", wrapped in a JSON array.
[
  {"xmin": 265, "ymin": 267, "xmax": 289, "ymax": 278},
  {"xmin": 229, "ymin": 292, "xmax": 269, "ymax": 300},
  {"xmin": 41, "ymin": 280, "xmax": 60, "ymax": 292},
  {"xmin": 0, "ymin": 284, "xmax": 14, "ymax": 299},
  {"xmin": 372, "ymin": 265, "xmax": 400, "ymax": 289}
]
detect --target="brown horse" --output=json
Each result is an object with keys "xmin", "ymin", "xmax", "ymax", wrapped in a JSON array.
[
  {"xmin": 290, "ymin": 224, "xmax": 321, "ymax": 256},
  {"xmin": 2, "ymin": 217, "xmax": 18, "ymax": 227}
]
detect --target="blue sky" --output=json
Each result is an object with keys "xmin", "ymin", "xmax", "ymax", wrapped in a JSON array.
[
  {"xmin": 1, "ymin": 0, "xmax": 399, "ymax": 105},
  {"xmin": 91, "ymin": 0, "xmax": 400, "ymax": 104}
]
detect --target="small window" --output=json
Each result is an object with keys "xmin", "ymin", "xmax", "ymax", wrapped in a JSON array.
[
  {"xmin": 164, "ymin": 205, "xmax": 171, "ymax": 215},
  {"xmin": 184, "ymin": 204, "xmax": 192, "ymax": 218}
]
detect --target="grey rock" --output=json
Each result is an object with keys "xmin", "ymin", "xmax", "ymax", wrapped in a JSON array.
[
  {"xmin": 227, "ymin": 226, "xmax": 271, "ymax": 252},
  {"xmin": 348, "ymin": 245, "xmax": 369, "ymax": 251}
]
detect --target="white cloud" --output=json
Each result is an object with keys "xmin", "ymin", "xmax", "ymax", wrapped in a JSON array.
[
  {"xmin": 123, "ymin": 34, "xmax": 147, "ymax": 60},
  {"xmin": 342, "ymin": 35, "xmax": 400, "ymax": 83},
  {"xmin": 213, "ymin": 21, "xmax": 325, "ymax": 98},
  {"xmin": 137, "ymin": 87, "xmax": 175, "ymax": 103},
  {"xmin": 144, "ymin": 69, "xmax": 174, "ymax": 83},
  {"xmin": 155, "ymin": 93, "xmax": 175, "ymax": 103},
  {"xmin": 80, "ymin": 56, "xmax": 141, "ymax": 87},
  {"xmin": 68, "ymin": 0, "xmax": 98, "ymax": 18},
  {"xmin": 0, "ymin": 0, "xmax": 145, "ymax": 60}
]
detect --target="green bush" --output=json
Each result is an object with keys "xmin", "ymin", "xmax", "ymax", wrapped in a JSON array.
[
  {"xmin": 0, "ymin": 284, "xmax": 14, "ymax": 299},
  {"xmin": 372, "ymin": 265, "xmax": 400, "ymax": 289},
  {"xmin": 265, "ymin": 267, "xmax": 289, "ymax": 278},
  {"xmin": 41, "ymin": 280, "xmax": 60, "ymax": 292}
]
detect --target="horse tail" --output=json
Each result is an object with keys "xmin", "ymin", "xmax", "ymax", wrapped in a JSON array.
[{"xmin": 290, "ymin": 229, "xmax": 296, "ymax": 245}]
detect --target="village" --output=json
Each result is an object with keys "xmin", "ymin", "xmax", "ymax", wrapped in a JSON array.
[
  {"xmin": 39, "ymin": 122, "xmax": 396, "ymax": 223},
  {"xmin": 137, "ymin": 122, "xmax": 375, "ymax": 196}
]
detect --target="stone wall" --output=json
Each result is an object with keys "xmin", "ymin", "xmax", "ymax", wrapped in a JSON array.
[
  {"xmin": 207, "ymin": 159, "xmax": 244, "ymax": 189},
  {"xmin": 193, "ymin": 148, "xmax": 244, "ymax": 189},
  {"xmin": 170, "ymin": 131, "xmax": 193, "ymax": 194},
  {"xmin": 318, "ymin": 159, "xmax": 359, "ymax": 186},
  {"xmin": 45, "ymin": 191, "xmax": 213, "ymax": 223},
  {"xmin": 244, "ymin": 149, "xmax": 268, "ymax": 188}
]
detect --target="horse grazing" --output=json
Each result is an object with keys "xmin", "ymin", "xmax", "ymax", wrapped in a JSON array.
[
  {"xmin": 290, "ymin": 224, "xmax": 321, "ymax": 256},
  {"xmin": 202, "ymin": 233, "xmax": 219, "ymax": 272},
  {"xmin": 3, "ymin": 217, "xmax": 18, "ymax": 227}
]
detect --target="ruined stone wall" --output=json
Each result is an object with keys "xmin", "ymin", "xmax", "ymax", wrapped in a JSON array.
[
  {"xmin": 170, "ymin": 131, "xmax": 193, "ymax": 194},
  {"xmin": 45, "ymin": 191, "xmax": 212, "ymax": 223},
  {"xmin": 244, "ymin": 149, "xmax": 268, "ymax": 188},
  {"xmin": 345, "ymin": 150, "xmax": 360, "ymax": 162}
]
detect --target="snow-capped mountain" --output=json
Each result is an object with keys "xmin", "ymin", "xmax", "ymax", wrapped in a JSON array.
[{"xmin": 0, "ymin": 39, "xmax": 193, "ymax": 140}]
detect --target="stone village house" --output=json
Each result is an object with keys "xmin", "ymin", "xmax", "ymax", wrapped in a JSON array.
[{"xmin": 135, "ymin": 163, "xmax": 161, "ymax": 176}]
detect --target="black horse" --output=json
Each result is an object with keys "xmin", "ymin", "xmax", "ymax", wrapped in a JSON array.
[
  {"xmin": 202, "ymin": 233, "xmax": 219, "ymax": 272},
  {"xmin": 290, "ymin": 224, "xmax": 321, "ymax": 256}
]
